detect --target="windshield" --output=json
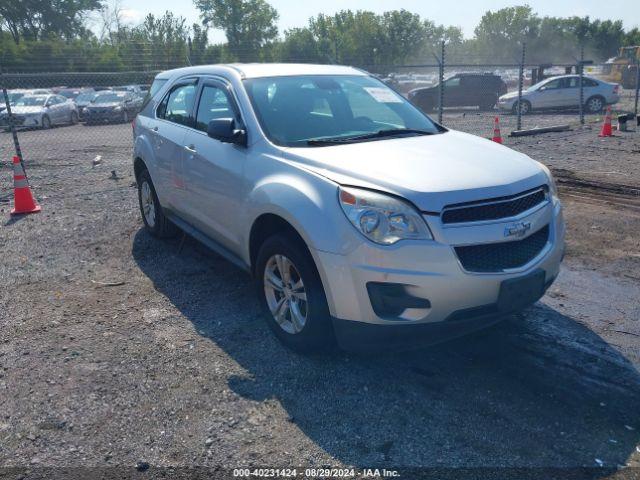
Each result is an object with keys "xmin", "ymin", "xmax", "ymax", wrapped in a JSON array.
[
  {"xmin": 243, "ymin": 75, "xmax": 441, "ymax": 147},
  {"xmin": 93, "ymin": 93, "xmax": 125, "ymax": 103},
  {"xmin": 76, "ymin": 92, "xmax": 97, "ymax": 102},
  {"xmin": 8, "ymin": 93, "xmax": 25, "ymax": 103},
  {"xmin": 15, "ymin": 96, "xmax": 46, "ymax": 107}
]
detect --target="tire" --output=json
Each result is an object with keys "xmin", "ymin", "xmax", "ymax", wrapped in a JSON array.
[
  {"xmin": 255, "ymin": 234, "xmax": 334, "ymax": 353},
  {"xmin": 122, "ymin": 110, "xmax": 129, "ymax": 124},
  {"xmin": 479, "ymin": 95, "xmax": 497, "ymax": 111},
  {"xmin": 41, "ymin": 115, "xmax": 51, "ymax": 129},
  {"xmin": 585, "ymin": 96, "xmax": 605, "ymax": 114},
  {"xmin": 512, "ymin": 100, "xmax": 531, "ymax": 115},
  {"xmin": 69, "ymin": 111, "xmax": 78, "ymax": 125},
  {"xmin": 136, "ymin": 168, "xmax": 178, "ymax": 238}
]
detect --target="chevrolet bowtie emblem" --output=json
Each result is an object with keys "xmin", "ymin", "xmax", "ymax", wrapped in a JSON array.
[{"xmin": 504, "ymin": 221, "xmax": 532, "ymax": 238}]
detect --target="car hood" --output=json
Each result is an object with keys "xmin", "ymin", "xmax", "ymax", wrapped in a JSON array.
[
  {"xmin": 499, "ymin": 91, "xmax": 521, "ymax": 100},
  {"xmin": 281, "ymin": 130, "xmax": 548, "ymax": 212},
  {"xmin": 10, "ymin": 106, "xmax": 45, "ymax": 114}
]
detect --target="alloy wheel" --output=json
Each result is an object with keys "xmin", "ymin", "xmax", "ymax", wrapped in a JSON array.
[
  {"xmin": 263, "ymin": 254, "xmax": 308, "ymax": 334},
  {"xmin": 587, "ymin": 97, "xmax": 603, "ymax": 113},
  {"xmin": 140, "ymin": 180, "xmax": 156, "ymax": 228}
]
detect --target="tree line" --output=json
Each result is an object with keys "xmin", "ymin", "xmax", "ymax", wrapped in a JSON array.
[{"xmin": 1, "ymin": 0, "xmax": 639, "ymax": 73}]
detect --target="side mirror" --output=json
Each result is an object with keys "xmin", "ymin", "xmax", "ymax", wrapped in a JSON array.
[
  {"xmin": 538, "ymin": 86, "xmax": 547, "ymax": 92},
  {"xmin": 207, "ymin": 118, "xmax": 247, "ymax": 146}
]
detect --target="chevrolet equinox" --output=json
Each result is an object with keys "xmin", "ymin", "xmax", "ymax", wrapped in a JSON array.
[{"xmin": 132, "ymin": 64, "xmax": 565, "ymax": 352}]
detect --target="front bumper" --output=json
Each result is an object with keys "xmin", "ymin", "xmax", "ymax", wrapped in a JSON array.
[
  {"xmin": 497, "ymin": 99, "xmax": 517, "ymax": 111},
  {"xmin": 85, "ymin": 110, "xmax": 122, "ymax": 122},
  {"xmin": 314, "ymin": 198, "xmax": 565, "ymax": 350}
]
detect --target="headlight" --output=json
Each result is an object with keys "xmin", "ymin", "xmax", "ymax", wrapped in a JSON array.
[
  {"xmin": 339, "ymin": 186, "xmax": 433, "ymax": 245},
  {"xmin": 114, "ymin": 106, "xmax": 123, "ymax": 112},
  {"xmin": 82, "ymin": 107, "xmax": 88, "ymax": 113},
  {"xmin": 539, "ymin": 163, "xmax": 558, "ymax": 198}
]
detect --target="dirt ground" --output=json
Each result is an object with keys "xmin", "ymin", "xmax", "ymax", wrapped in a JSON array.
[{"xmin": 1, "ymin": 122, "xmax": 640, "ymax": 479}]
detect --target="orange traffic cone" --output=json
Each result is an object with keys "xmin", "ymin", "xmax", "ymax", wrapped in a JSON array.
[
  {"xmin": 599, "ymin": 106, "xmax": 613, "ymax": 137},
  {"xmin": 491, "ymin": 116, "xmax": 503, "ymax": 144},
  {"xmin": 10, "ymin": 156, "xmax": 41, "ymax": 215}
]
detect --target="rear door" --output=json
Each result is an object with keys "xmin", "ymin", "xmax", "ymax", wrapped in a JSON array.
[
  {"xmin": 443, "ymin": 77, "xmax": 462, "ymax": 107},
  {"xmin": 181, "ymin": 78, "xmax": 247, "ymax": 252},
  {"xmin": 151, "ymin": 79, "xmax": 198, "ymax": 210},
  {"xmin": 560, "ymin": 76, "xmax": 581, "ymax": 108}
]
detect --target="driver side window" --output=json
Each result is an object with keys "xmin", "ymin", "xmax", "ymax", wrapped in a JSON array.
[{"xmin": 542, "ymin": 79, "xmax": 562, "ymax": 90}]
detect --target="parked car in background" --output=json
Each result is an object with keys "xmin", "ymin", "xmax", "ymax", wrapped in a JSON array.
[
  {"xmin": 84, "ymin": 91, "xmax": 142, "ymax": 125},
  {"xmin": 498, "ymin": 75, "xmax": 620, "ymax": 114},
  {"xmin": 0, "ymin": 94, "xmax": 78, "ymax": 130},
  {"xmin": 408, "ymin": 73, "xmax": 508, "ymax": 112},
  {"xmin": 112, "ymin": 85, "xmax": 146, "ymax": 99},
  {"xmin": 57, "ymin": 88, "xmax": 95, "ymax": 100},
  {"xmin": 74, "ymin": 90, "xmax": 102, "ymax": 120},
  {"xmin": 132, "ymin": 64, "xmax": 564, "ymax": 352}
]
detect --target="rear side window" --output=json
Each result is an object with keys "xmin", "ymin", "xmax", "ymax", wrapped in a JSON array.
[
  {"xmin": 583, "ymin": 78, "xmax": 598, "ymax": 87},
  {"xmin": 157, "ymin": 83, "xmax": 197, "ymax": 127}
]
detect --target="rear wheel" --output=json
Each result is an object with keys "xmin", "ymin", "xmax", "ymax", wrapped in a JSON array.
[
  {"xmin": 256, "ymin": 234, "xmax": 334, "ymax": 353},
  {"xmin": 479, "ymin": 94, "xmax": 498, "ymax": 111},
  {"xmin": 585, "ymin": 95, "xmax": 604, "ymax": 114},
  {"xmin": 137, "ymin": 168, "xmax": 178, "ymax": 238},
  {"xmin": 69, "ymin": 111, "xmax": 78, "ymax": 125},
  {"xmin": 121, "ymin": 110, "xmax": 129, "ymax": 123}
]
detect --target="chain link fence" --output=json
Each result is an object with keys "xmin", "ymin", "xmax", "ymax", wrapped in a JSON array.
[{"xmin": 1, "ymin": 44, "xmax": 639, "ymax": 173}]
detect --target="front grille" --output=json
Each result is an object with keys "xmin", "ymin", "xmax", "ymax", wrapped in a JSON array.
[
  {"xmin": 455, "ymin": 225, "xmax": 550, "ymax": 273},
  {"xmin": 442, "ymin": 187, "xmax": 547, "ymax": 224}
]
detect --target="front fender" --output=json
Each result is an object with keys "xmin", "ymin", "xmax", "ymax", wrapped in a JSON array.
[{"xmin": 241, "ymin": 171, "xmax": 360, "ymax": 264}]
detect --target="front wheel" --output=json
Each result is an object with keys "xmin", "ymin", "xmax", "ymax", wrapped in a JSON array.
[
  {"xmin": 512, "ymin": 100, "xmax": 531, "ymax": 115},
  {"xmin": 41, "ymin": 115, "xmax": 51, "ymax": 129},
  {"xmin": 256, "ymin": 234, "xmax": 334, "ymax": 353}
]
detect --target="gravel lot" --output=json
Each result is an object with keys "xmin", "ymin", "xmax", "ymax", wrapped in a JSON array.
[{"xmin": 1, "ymin": 119, "xmax": 640, "ymax": 479}]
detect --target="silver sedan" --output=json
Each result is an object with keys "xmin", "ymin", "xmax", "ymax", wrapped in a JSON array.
[
  {"xmin": 1, "ymin": 94, "xmax": 79, "ymax": 130},
  {"xmin": 498, "ymin": 75, "xmax": 620, "ymax": 114}
]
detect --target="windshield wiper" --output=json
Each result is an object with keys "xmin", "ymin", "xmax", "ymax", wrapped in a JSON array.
[{"xmin": 307, "ymin": 128, "xmax": 435, "ymax": 146}]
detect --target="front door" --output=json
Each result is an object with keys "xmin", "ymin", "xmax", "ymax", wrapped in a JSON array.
[{"xmin": 182, "ymin": 79, "xmax": 247, "ymax": 252}]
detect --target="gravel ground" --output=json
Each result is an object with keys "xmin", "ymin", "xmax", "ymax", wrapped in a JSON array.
[{"xmin": 1, "ymin": 121, "xmax": 640, "ymax": 479}]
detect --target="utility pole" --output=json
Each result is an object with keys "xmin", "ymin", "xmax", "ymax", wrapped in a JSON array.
[{"xmin": 516, "ymin": 42, "xmax": 526, "ymax": 131}]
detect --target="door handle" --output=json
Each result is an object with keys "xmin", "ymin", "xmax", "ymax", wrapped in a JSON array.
[
  {"xmin": 184, "ymin": 144, "xmax": 197, "ymax": 153},
  {"xmin": 152, "ymin": 126, "xmax": 159, "ymax": 132}
]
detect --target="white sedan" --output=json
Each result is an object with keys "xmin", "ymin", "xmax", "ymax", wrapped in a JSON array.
[{"xmin": 498, "ymin": 75, "xmax": 620, "ymax": 114}]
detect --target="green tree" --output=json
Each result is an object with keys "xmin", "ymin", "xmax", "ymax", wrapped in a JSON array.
[
  {"xmin": 0, "ymin": 0, "xmax": 102, "ymax": 44},
  {"xmin": 194, "ymin": 0, "xmax": 278, "ymax": 61}
]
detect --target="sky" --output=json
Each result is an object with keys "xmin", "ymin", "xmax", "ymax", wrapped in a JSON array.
[{"xmin": 112, "ymin": 0, "xmax": 640, "ymax": 43}]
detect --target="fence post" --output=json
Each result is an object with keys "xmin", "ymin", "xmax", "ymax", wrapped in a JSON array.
[
  {"xmin": 0, "ymin": 62, "xmax": 24, "ymax": 167},
  {"xmin": 635, "ymin": 57, "xmax": 639, "ymax": 118},
  {"xmin": 438, "ymin": 40, "xmax": 445, "ymax": 124},
  {"xmin": 187, "ymin": 36, "xmax": 193, "ymax": 66},
  {"xmin": 579, "ymin": 45, "xmax": 585, "ymax": 125},
  {"xmin": 516, "ymin": 42, "xmax": 526, "ymax": 131}
]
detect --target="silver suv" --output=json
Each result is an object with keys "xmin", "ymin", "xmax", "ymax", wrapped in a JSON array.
[{"xmin": 133, "ymin": 64, "xmax": 565, "ymax": 352}]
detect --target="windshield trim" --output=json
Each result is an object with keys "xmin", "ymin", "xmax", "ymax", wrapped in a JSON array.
[{"xmin": 243, "ymin": 74, "xmax": 446, "ymax": 148}]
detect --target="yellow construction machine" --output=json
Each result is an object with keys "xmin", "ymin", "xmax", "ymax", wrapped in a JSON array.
[{"xmin": 603, "ymin": 46, "xmax": 640, "ymax": 89}]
